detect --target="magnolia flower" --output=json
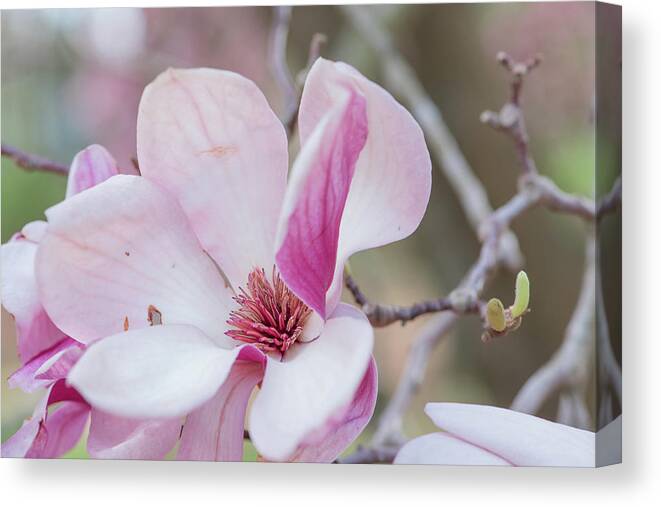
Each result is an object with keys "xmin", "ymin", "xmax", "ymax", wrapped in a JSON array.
[
  {"xmin": 1, "ymin": 146, "xmax": 180, "ymax": 459},
  {"xmin": 394, "ymin": 403, "xmax": 596, "ymax": 467},
  {"xmin": 32, "ymin": 59, "xmax": 432, "ymax": 462}
]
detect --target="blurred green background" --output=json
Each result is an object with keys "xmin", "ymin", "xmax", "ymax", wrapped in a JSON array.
[{"xmin": 1, "ymin": 3, "xmax": 621, "ymax": 459}]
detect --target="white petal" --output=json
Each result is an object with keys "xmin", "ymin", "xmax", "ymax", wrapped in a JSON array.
[
  {"xmin": 36, "ymin": 175, "xmax": 235, "ymax": 346},
  {"xmin": 299, "ymin": 59, "xmax": 432, "ymax": 313},
  {"xmin": 68, "ymin": 325, "xmax": 241, "ymax": 419},
  {"xmin": 249, "ymin": 303, "xmax": 373, "ymax": 461},
  {"xmin": 394, "ymin": 432, "xmax": 511, "ymax": 466},
  {"xmin": 425, "ymin": 403, "xmax": 595, "ymax": 467}
]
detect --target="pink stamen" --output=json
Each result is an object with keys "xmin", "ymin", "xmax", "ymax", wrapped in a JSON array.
[{"xmin": 226, "ymin": 267, "xmax": 312, "ymax": 356}]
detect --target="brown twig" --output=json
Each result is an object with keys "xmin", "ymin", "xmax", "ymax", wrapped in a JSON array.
[
  {"xmin": 481, "ymin": 51, "xmax": 542, "ymax": 175},
  {"xmin": 367, "ymin": 189, "xmax": 539, "ymax": 451},
  {"xmin": 1, "ymin": 143, "xmax": 68, "ymax": 175}
]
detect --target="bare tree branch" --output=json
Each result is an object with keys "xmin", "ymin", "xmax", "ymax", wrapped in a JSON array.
[
  {"xmin": 1, "ymin": 144, "xmax": 68, "ymax": 175},
  {"xmin": 481, "ymin": 51, "xmax": 542, "ymax": 176},
  {"xmin": 597, "ymin": 177, "xmax": 622, "ymax": 219},
  {"xmin": 368, "ymin": 189, "xmax": 539, "ymax": 450},
  {"xmin": 342, "ymin": 49, "xmax": 621, "ymax": 462},
  {"xmin": 269, "ymin": 6, "xmax": 326, "ymax": 136},
  {"xmin": 340, "ymin": 4, "xmax": 523, "ymax": 271},
  {"xmin": 511, "ymin": 235, "xmax": 596, "ymax": 420},
  {"xmin": 269, "ymin": 6, "xmax": 298, "ymax": 133},
  {"xmin": 596, "ymin": 262, "xmax": 622, "ymax": 430},
  {"xmin": 370, "ymin": 312, "xmax": 458, "ymax": 447}
]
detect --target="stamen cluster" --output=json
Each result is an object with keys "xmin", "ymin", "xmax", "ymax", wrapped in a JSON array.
[{"xmin": 226, "ymin": 267, "xmax": 312, "ymax": 356}]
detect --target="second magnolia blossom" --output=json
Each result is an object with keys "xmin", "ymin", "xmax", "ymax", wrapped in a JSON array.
[
  {"xmin": 33, "ymin": 58, "xmax": 432, "ymax": 461},
  {"xmin": 394, "ymin": 403, "xmax": 597, "ymax": 466}
]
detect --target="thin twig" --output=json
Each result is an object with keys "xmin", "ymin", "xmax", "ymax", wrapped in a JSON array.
[
  {"xmin": 523, "ymin": 173, "xmax": 596, "ymax": 222},
  {"xmin": 269, "ymin": 6, "xmax": 298, "ymax": 133},
  {"xmin": 367, "ymin": 189, "xmax": 539, "ymax": 450},
  {"xmin": 481, "ymin": 51, "xmax": 542, "ymax": 176},
  {"xmin": 269, "ymin": 6, "xmax": 326, "ymax": 136},
  {"xmin": 1, "ymin": 144, "xmax": 68, "ymax": 175},
  {"xmin": 369, "ymin": 312, "xmax": 458, "ymax": 448},
  {"xmin": 296, "ymin": 32, "xmax": 327, "ymax": 87},
  {"xmin": 597, "ymin": 177, "xmax": 622, "ymax": 220},
  {"xmin": 342, "ymin": 49, "xmax": 621, "ymax": 462}
]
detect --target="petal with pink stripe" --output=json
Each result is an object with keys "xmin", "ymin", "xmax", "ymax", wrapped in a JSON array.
[
  {"xmin": 276, "ymin": 87, "xmax": 367, "ymax": 318},
  {"xmin": 178, "ymin": 359, "xmax": 264, "ymax": 461},
  {"xmin": 298, "ymin": 58, "xmax": 432, "ymax": 314}
]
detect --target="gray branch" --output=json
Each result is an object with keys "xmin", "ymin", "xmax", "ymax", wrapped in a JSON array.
[{"xmin": 340, "ymin": 5, "xmax": 523, "ymax": 271}]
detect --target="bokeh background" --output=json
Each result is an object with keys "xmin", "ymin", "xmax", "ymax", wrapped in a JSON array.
[{"xmin": 1, "ymin": 3, "xmax": 621, "ymax": 459}]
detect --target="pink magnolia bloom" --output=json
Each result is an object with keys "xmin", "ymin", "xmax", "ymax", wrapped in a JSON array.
[
  {"xmin": 1, "ymin": 146, "xmax": 181, "ymax": 459},
  {"xmin": 34, "ymin": 58, "xmax": 431, "ymax": 462},
  {"xmin": 394, "ymin": 403, "xmax": 596, "ymax": 467}
]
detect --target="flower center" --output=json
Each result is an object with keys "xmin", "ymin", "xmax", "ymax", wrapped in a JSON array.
[{"xmin": 226, "ymin": 267, "xmax": 312, "ymax": 357}]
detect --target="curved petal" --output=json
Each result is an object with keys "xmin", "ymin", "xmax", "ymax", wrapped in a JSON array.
[
  {"xmin": 290, "ymin": 356, "xmax": 377, "ymax": 463},
  {"xmin": 425, "ymin": 403, "xmax": 595, "ymax": 467},
  {"xmin": 26, "ymin": 401, "xmax": 89, "ymax": 458},
  {"xmin": 36, "ymin": 175, "xmax": 235, "ymax": 346},
  {"xmin": 8, "ymin": 338, "xmax": 82, "ymax": 392},
  {"xmin": 249, "ymin": 303, "xmax": 373, "ymax": 461},
  {"xmin": 178, "ymin": 359, "xmax": 264, "ymax": 461},
  {"xmin": 68, "ymin": 325, "xmax": 242, "ymax": 419},
  {"xmin": 66, "ymin": 144, "xmax": 120, "ymax": 198},
  {"xmin": 1, "ymin": 381, "xmax": 88, "ymax": 459},
  {"xmin": 87, "ymin": 409, "xmax": 180, "ymax": 460},
  {"xmin": 1, "ymin": 224, "xmax": 66, "ymax": 362},
  {"xmin": 394, "ymin": 432, "xmax": 511, "ymax": 466},
  {"xmin": 276, "ymin": 87, "xmax": 367, "ymax": 318},
  {"xmin": 298, "ymin": 58, "xmax": 432, "ymax": 313},
  {"xmin": 137, "ymin": 67, "xmax": 288, "ymax": 290},
  {"xmin": 1, "ymin": 393, "xmax": 49, "ymax": 458}
]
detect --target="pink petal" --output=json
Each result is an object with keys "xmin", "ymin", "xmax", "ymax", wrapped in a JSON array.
[
  {"xmin": 87, "ymin": 409, "xmax": 180, "ymax": 460},
  {"xmin": 394, "ymin": 432, "xmax": 511, "ymax": 466},
  {"xmin": 1, "ymin": 381, "xmax": 88, "ymax": 459},
  {"xmin": 65, "ymin": 144, "xmax": 120, "ymax": 198},
  {"xmin": 68, "ymin": 324, "xmax": 244, "ymax": 419},
  {"xmin": 1, "ymin": 223, "xmax": 66, "ymax": 362},
  {"xmin": 276, "ymin": 87, "xmax": 367, "ymax": 318},
  {"xmin": 26, "ymin": 401, "xmax": 89, "ymax": 458},
  {"xmin": 424, "ymin": 403, "xmax": 595, "ymax": 467},
  {"xmin": 8, "ymin": 337, "xmax": 82, "ymax": 392},
  {"xmin": 178, "ymin": 359, "xmax": 264, "ymax": 461},
  {"xmin": 1, "ymin": 394, "xmax": 49, "ymax": 457},
  {"xmin": 33, "ymin": 342, "xmax": 84, "ymax": 384},
  {"xmin": 290, "ymin": 356, "xmax": 377, "ymax": 463},
  {"xmin": 249, "ymin": 303, "xmax": 373, "ymax": 461},
  {"xmin": 298, "ymin": 59, "xmax": 432, "ymax": 313},
  {"xmin": 36, "ymin": 175, "xmax": 235, "ymax": 346},
  {"xmin": 137, "ymin": 68, "xmax": 288, "ymax": 290}
]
